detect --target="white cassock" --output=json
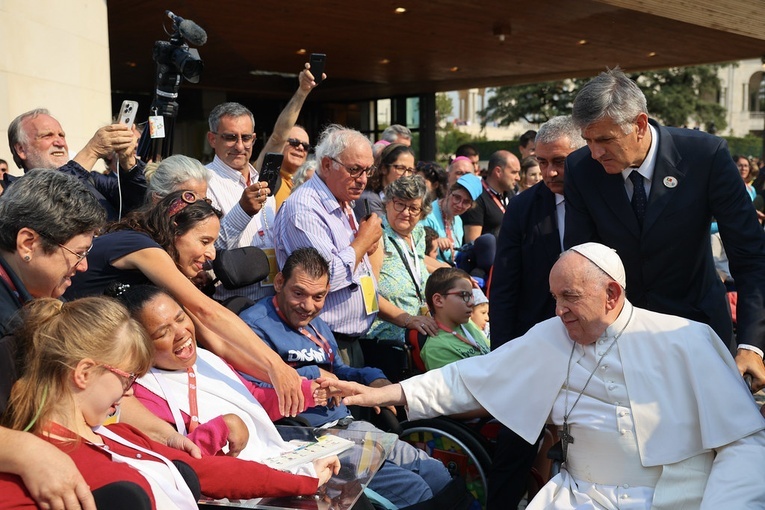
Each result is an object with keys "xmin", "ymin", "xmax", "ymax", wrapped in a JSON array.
[{"xmin": 401, "ymin": 301, "xmax": 765, "ymax": 509}]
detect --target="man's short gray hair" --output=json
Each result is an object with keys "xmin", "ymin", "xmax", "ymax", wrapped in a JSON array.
[
  {"xmin": 381, "ymin": 124, "xmax": 412, "ymax": 143},
  {"xmin": 314, "ymin": 124, "xmax": 372, "ymax": 176},
  {"xmin": 208, "ymin": 102, "xmax": 255, "ymax": 133},
  {"xmin": 536, "ymin": 116, "xmax": 585, "ymax": 150},
  {"xmin": 147, "ymin": 154, "xmax": 210, "ymax": 200},
  {"xmin": 382, "ymin": 175, "xmax": 432, "ymax": 219},
  {"xmin": 8, "ymin": 108, "xmax": 51, "ymax": 169},
  {"xmin": 572, "ymin": 68, "xmax": 647, "ymax": 134}
]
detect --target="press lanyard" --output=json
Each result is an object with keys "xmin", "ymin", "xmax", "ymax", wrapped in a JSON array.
[
  {"xmin": 387, "ymin": 234, "xmax": 424, "ymax": 302},
  {"xmin": 345, "ymin": 206, "xmax": 358, "ymax": 236},
  {"xmin": 482, "ymin": 180, "xmax": 506, "ymax": 214},
  {"xmin": 272, "ymin": 297, "xmax": 335, "ymax": 368},
  {"xmin": 436, "ymin": 322, "xmax": 489, "ymax": 353}
]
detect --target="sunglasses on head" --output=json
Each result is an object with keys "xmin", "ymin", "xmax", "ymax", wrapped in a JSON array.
[
  {"xmin": 286, "ymin": 138, "xmax": 312, "ymax": 152},
  {"xmin": 167, "ymin": 191, "xmax": 212, "ymax": 217}
]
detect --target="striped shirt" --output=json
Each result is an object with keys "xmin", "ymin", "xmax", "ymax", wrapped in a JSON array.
[
  {"xmin": 273, "ymin": 175, "xmax": 378, "ymax": 336},
  {"xmin": 206, "ymin": 155, "xmax": 276, "ymax": 302}
]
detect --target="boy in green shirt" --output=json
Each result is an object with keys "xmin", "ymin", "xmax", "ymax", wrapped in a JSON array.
[{"xmin": 420, "ymin": 268, "xmax": 490, "ymax": 370}]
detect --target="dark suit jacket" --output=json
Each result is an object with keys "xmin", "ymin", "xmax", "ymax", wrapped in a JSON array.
[
  {"xmin": 564, "ymin": 120, "xmax": 765, "ymax": 350},
  {"xmin": 490, "ymin": 182, "xmax": 561, "ymax": 348}
]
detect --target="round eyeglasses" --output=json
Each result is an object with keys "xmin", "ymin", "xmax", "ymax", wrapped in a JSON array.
[{"xmin": 442, "ymin": 290, "xmax": 474, "ymax": 304}]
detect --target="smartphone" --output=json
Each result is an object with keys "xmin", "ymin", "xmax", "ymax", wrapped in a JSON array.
[
  {"xmin": 260, "ymin": 152, "xmax": 284, "ymax": 196},
  {"xmin": 118, "ymin": 100, "xmax": 139, "ymax": 128},
  {"xmin": 309, "ymin": 53, "xmax": 326, "ymax": 84}
]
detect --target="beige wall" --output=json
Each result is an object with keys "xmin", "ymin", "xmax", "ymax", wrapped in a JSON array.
[{"xmin": 0, "ymin": 0, "xmax": 112, "ymax": 175}]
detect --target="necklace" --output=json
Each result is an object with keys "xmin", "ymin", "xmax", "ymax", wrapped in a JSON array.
[{"xmin": 561, "ymin": 306, "xmax": 634, "ymax": 463}]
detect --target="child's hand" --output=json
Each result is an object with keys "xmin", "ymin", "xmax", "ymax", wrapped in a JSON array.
[{"xmin": 313, "ymin": 455, "xmax": 341, "ymax": 486}]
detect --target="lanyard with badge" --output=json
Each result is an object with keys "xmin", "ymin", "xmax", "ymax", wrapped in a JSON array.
[
  {"xmin": 481, "ymin": 180, "xmax": 506, "ymax": 214},
  {"xmin": 346, "ymin": 206, "xmax": 379, "ymax": 315},
  {"xmin": 387, "ymin": 234, "xmax": 430, "ymax": 316},
  {"xmin": 272, "ymin": 296, "xmax": 335, "ymax": 369}
]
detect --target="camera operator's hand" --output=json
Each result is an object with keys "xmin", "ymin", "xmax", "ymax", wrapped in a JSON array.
[
  {"xmin": 239, "ymin": 181, "xmax": 270, "ymax": 216},
  {"xmin": 74, "ymin": 124, "xmax": 136, "ymax": 171}
]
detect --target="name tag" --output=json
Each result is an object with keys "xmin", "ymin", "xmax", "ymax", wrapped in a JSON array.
[{"xmin": 360, "ymin": 275, "xmax": 379, "ymax": 315}]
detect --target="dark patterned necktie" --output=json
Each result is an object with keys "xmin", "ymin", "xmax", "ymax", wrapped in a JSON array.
[{"xmin": 629, "ymin": 170, "xmax": 647, "ymax": 227}]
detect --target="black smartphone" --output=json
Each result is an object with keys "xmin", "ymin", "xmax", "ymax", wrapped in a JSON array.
[
  {"xmin": 260, "ymin": 152, "xmax": 284, "ymax": 196},
  {"xmin": 309, "ymin": 53, "xmax": 326, "ymax": 84}
]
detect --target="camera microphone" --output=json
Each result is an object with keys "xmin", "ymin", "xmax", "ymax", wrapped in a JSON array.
[{"xmin": 166, "ymin": 10, "xmax": 208, "ymax": 46}]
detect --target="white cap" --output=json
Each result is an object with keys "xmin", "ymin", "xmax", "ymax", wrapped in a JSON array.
[
  {"xmin": 472, "ymin": 288, "xmax": 488, "ymax": 306},
  {"xmin": 569, "ymin": 242, "xmax": 626, "ymax": 288}
]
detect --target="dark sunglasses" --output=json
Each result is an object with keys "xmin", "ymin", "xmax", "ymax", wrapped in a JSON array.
[
  {"xmin": 167, "ymin": 191, "xmax": 212, "ymax": 217},
  {"xmin": 287, "ymin": 138, "xmax": 312, "ymax": 152}
]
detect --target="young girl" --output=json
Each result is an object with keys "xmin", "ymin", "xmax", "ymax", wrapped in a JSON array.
[
  {"xmin": 0, "ymin": 297, "xmax": 337, "ymax": 509},
  {"xmin": 420, "ymin": 268, "xmax": 490, "ymax": 370}
]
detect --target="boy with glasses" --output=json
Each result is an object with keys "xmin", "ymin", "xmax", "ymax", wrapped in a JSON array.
[{"xmin": 420, "ymin": 267, "xmax": 489, "ymax": 371}]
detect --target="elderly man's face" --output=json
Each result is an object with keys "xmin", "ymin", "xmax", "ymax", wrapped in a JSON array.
[
  {"xmin": 448, "ymin": 159, "xmax": 475, "ymax": 187},
  {"xmin": 321, "ymin": 141, "xmax": 374, "ymax": 205},
  {"xmin": 16, "ymin": 114, "xmax": 69, "ymax": 170},
  {"xmin": 581, "ymin": 113, "xmax": 649, "ymax": 175},
  {"xmin": 274, "ymin": 268, "xmax": 330, "ymax": 329},
  {"xmin": 536, "ymin": 137, "xmax": 575, "ymax": 195},
  {"xmin": 207, "ymin": 115, "xmax": 255, "ymax": 173},
  {"xmin": 549, "ymin": 254, "xmax": 613, "ymax": 345}
]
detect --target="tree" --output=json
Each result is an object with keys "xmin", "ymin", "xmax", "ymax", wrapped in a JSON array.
[
  {"xmin": 435, "ymin": 92, "xmax": 453, "ymax": 127},
  {"xmin": 481, "ymin": 65, "xmax": 726, "ymax": 131}
]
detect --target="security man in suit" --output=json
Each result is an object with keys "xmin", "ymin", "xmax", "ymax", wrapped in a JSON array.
[
  {"xmin": 486, "ymin": 116, "xmax": 584, "ymax": 509},
  {"xmin": 564, "ymin": 67, "xmax": 765, "ymax": 391}
]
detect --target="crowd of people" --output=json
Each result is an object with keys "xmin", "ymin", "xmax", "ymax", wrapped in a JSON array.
[{"xmin": 0, "ymin": 65, "xmax": 764, "ymax": 510}]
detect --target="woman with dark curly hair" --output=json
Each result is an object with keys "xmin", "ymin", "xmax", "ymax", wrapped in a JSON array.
[
  {"xmin": 352, "ymin": 142, "xmax": 415, "ymax": 219},
  {"xmin": 66, "ymin": 190, "xmax": 309, "ymax": 419}
]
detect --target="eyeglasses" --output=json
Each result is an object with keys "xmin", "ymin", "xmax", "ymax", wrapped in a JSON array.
[
  {"xmin": 450, "ymin": 192, "xmax": 472, "ymax": 206},
  {"xmin": 391, "ymin": 199, "xmax": 422, "ymax": 215},
  {"xmin": 330, "ymin": 157, "xmax": 376, "ymax": 178},
  {"xmin": 212, "ymin": 132, "xmax": 256, "ymax": 148},
  {"xmin": 167, "ymin": 191, "xmax": 212, "ymax": 217},
  {"xmin": 58, "ymin": 243, "xmax": 93, "ymax": 267},
  {"xmin": 389, "ymin": 164, "xmax": 415, "ymax": 176},
  {"xmin": 100, "ymin": 363, "xmax": 138, "ymax": 392},
  {"xmin": 286, "ymin": 138, "xmax": 312, "ymax": 152},
  {"xmin": 443, "ymin": 290, "xmax": 474, "ymax": 304}
]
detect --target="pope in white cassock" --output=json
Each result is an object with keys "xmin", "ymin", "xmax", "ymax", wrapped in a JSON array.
[{"xmin": 324, "ymin": 242, "xmax": 765, "ymax": 509}]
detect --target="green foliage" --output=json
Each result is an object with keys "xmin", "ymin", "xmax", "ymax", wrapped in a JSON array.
[
  {"xmin": 435, "ymin": 124, "xmax": 486, "ymax": 164},
  {"xmin": 724, "ymin": 135, "xmax": 763, "ymax": 158},
  {"xmin": 480, "ymin": 65, "xmax": 727, "ymax": 132},
  {"xmin": 435, "ymin": 93, "xmax": 453, "ymax": 126}
]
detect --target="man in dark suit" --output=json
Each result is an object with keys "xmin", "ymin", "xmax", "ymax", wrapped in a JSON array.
[
  {"xmin": 564, "ymin": 68, "xmax": 765, "ymax": 390},
  {"xmin": 486, "ymin": 116, "xmax": 584, "ymax": 510}
]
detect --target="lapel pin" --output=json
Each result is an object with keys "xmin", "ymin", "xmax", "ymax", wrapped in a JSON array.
[{"xmin": 663, "ymin": 176, "xmax": 678, "ymax": 188}]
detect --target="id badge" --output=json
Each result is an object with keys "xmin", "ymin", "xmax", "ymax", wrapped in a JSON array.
[
  {"xmin": 360, "ymin": 275, "xmax": 379, "ymax": 315},
  {"xmin": 149, "ymin": 115, "xmax": 165, "ymax": 138},
  {"xmin": 260, "ymin": 248, "xmax": 279, "ymax": 287}
]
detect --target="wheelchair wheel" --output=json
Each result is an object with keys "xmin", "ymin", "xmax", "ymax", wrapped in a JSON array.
[{"xmin": 399, "ymin": 418, "xmax": 491, "ymax": 509}]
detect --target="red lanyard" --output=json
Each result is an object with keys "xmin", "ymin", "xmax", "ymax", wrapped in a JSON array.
[
  {"xmin": 436, "ymin": 321, "xmax": 487, "ymax": 353},
  {"xmin": 272, "ymin": 297, "xmax": 335, "ymax": 367},
  {"xmin": 186, "ymin": 367, "xmax": 200, "ymax": 433},
  {"xmin": 482, "ymin": 180, "xmax": 506, "ymax": 214},
  {"xmin": 0, "ymin": 263, "xmax": 23, "ymax": 305},
  {"xmin": 43, "ymin": 421, "xmax": 79, "ymax": 440},
  {"xmin": 346, "ymin": 206, "xmax": 358, "ymax": 236}
]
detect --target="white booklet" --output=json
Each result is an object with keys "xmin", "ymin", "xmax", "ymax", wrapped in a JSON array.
[{"xmin": 262, "ymin": 434, "xmax": 355, "ymax": 471}]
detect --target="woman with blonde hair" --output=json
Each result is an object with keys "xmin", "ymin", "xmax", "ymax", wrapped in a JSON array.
[{"xmin": 0, "ymin": 297, "xmax": 337, "ymax": 508}]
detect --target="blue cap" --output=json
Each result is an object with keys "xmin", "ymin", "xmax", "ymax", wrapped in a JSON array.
[{"xmin": 457, "ymin": 174, "xmax": 482, "ymax": 200}]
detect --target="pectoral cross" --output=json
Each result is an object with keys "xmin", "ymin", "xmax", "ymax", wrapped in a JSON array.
[{"xmin": 560, "ymin": 420, "xmax": 574, "ymax": 463}]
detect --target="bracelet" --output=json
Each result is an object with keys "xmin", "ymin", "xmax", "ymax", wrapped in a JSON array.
[{"xmin": 403, "ymin": 314, "xmax": 414, "ymax": 328}]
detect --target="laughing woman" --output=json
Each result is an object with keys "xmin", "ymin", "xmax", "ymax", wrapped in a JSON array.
[
  {"xmin": 0, "ymin": 297, "xmax": 337, "ymax": 508},
  {"xmin": 65, "ymin": 190, "xmax": 308, "ymax": 418}
]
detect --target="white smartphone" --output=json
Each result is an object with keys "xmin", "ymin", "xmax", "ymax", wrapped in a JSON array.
[{"xmin": 118, "ymin": 100, "xmax": 139, "ymax": 128}]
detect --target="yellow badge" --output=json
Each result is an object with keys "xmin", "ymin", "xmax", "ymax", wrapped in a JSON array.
[
  {"xmin": 360, "ymin": 275, "xmax": 379, "ymax": 315},
  {"xmin": 260, "ymin": 248, "xmax": 279, "ymax": 287}
]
